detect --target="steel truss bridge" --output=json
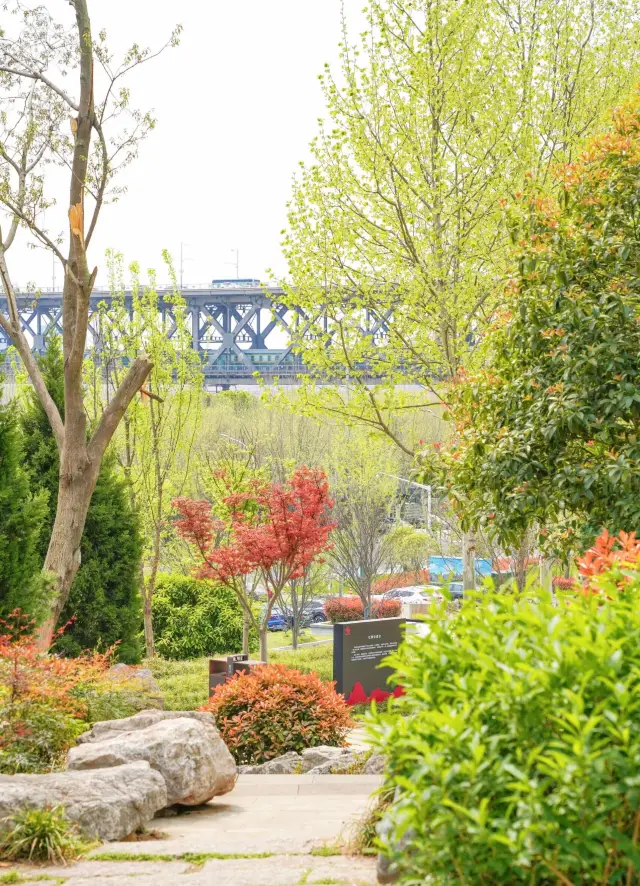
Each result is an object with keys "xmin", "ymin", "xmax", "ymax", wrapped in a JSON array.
[{"xmin": 0, "ymin": 281, "xmax": 393, "ymax": 387}]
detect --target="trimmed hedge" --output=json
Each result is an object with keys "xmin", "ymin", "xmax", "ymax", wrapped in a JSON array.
[
  {"xmin": 201, "ymin": 664, "xmax": 353, "ymax": 764},
  {"xmin": 152, "ymin": 574, "xmax": 257, "ymax": 660},
  {"xmin": 323, "ymin": 596, "xmax": 402, "ymax": 623}
]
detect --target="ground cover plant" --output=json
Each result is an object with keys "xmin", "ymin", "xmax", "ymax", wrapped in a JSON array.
[
  {"xmin": 372, "ymin": 531, "xmax": 640, "ymax": 885},
  {"xmin": 202, "ymin": 663, "xmax": 352, "ymax": 764},
  {"xmin": 0, "ymin": 806, "xmax": 85, "ymax": 864}
]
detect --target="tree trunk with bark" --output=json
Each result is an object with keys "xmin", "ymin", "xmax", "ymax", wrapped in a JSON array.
[
  {"xmin": 462, "ymin": 531, "xmax": 477, "ymax": 591},
  {"xmin": 38, "ymin": 455, "xmax": 100, "ymax": 642},
  {"xmin": 259, "ymin": 627, "xmax": 269, "ymax": 664},
  {"xmin": 242, "ymin": 611, "xmax": 250, "ymax": 656}
]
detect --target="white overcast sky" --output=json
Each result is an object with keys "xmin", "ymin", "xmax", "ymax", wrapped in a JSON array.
[{"xmin": 5, "ymin": 0, "xmax": 363, "ymax": 291}]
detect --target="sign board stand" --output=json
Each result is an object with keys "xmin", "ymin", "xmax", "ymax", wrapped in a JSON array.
[{"xmin": 333, "ymin": 617, "xmax": 406, "ymax": 705}]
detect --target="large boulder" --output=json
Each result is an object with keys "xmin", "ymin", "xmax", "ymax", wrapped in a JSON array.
[
  {"xmin": 68, "ymin": 710, "xmax": 236, "ymax": 806},
  {"xmin": 0, "ymin": 762, "xmax": 166, "ymax": 842},
  {"xmin": 76, "ymin": 709, "xmax": 212, "ymax": 744}
]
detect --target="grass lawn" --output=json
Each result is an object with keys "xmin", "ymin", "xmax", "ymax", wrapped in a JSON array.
[{"xmin": 146, "ymin": 636, "xmax": 333, "ymax": 711}]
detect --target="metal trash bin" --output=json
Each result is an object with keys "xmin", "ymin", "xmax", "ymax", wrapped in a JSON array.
[{"xmin": 209, "ymin": 654, "xmax": 260, "ymax": 697}]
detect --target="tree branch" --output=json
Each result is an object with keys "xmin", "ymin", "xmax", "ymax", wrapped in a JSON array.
[
  {"xmin": 88, "ymin": 355, "xmax": 153, "ymax": 462},
  {"xmin": 0, "ymin": 248, "xmax": 64, "ymax": 449}
]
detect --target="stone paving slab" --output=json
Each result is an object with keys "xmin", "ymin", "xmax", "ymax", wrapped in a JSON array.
[{"xmin": 13, "ymin": 855, "xmax": 377, "ymax": 886}]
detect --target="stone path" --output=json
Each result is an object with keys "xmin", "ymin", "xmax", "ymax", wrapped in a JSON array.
[{"xmin": 10, "ymin": 774, "xmax": 382, "ymax": 886}]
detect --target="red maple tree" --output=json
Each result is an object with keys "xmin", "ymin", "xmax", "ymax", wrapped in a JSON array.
[{"xmin": 173, "ymin": 466, "xmax": 336, "ymax": 661}]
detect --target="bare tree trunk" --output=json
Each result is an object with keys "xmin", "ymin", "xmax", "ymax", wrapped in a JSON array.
[
  {"xmin": 462, "ymin": 530, "xmax": 476, "ymax": 591},
  {"xmin": 291, "ymin": 585, "xmax": 299, "ymax": 650},
  {"xmin": 242, "ymin": 611, "xmax": 250, "ymax": 656},
  {"xmin": 37, "ymin": 455, "xmax": 99, "ymax": 648},
  {"xmin": 259, "ymin": 628, "xmax": 269, "ymax": 664},
  {"xmin": 143, "ymin": 522, "xmax": 162, "ymax": 659}
]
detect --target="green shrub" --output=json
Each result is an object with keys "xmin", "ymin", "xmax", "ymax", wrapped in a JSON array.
[
  {"xmin": 152, "ymin": 575, "xmax": 257, "ymax": 660},
  {"xmin": 372, "ymin": 583, "xmax": 640, "ymax": 884},
  {"xmin": 146, "ymin": 656, "xmax": 210, "ymax": 711},
  {"xmin": 0, "ymin": 806, "xmax": 83, "ymax": 863},
  {"xmin": 202, "ymin": 664, "xmax": 353, "ymax": 764},
  {"xmin": 0, "ymin": 702, "xmax": 86, "ymax": 775}
]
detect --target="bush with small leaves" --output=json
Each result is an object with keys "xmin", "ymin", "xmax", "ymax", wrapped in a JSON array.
[
  {"xmin": 0, "ymin": 806, "xmax": 84, "ymax": 863},
  {"xmin": 372, "ymin": 539, "xmax": 640, "ymax": 885},
  {"xmin": 201, "ymin": 663, "xmax": 353, "ymax": 764},
  {"xmin": 323, "ymin": 597, "xmax": 401, "ymax": 623},
  {"xmin": 152, "ymin": 574, "xmax": 257, "ymax": 660}
]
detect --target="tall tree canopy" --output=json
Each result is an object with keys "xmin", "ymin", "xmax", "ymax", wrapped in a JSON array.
[
  {"xmin": 281, "ymin": 0, "xmax": 640, "ymax": 452},
  {"xmin": 432, "ymin": 89, "xmax": 640, "ymax": 556}
]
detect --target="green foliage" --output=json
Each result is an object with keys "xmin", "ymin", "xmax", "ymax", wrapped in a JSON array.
[
  {"xmin": 0, "ymin": 378, "xmax": 47, "ymax": 620},
  {"xmin": 372, "ymin": 581, "xmax": 640, "ymax": 885},
  {"xmin": 280, "ymin": 0, "xmax": 640, "ymax": 446},
  {"xmin": 0, "ymin": 701, "xmax": 86, "ymax": 775},
  {"xmin": 152, "ymin": 574, "xmax": 257, "ymax": 660},
  {"xmin": 20, "ymin": 337, "xmax": 143, "ymax": 661},
  {"xmin": 0, "ymin": 806, "xmax": 83, "ymax": 863},
  {"xmin": 146, "ymin": 656, "xmax": 210, "ymax": 710},
  {"xmin": 203, "ymin": 664, "xmax": 352, "ymax": 765},
  {"xmin": 438, "ymin": 92, "xmax": 640, "ymax": 554}
]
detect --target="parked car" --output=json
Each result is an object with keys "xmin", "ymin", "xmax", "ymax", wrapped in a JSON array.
[
  {"xmin": 447, "ymin": 581, "xmax": 463, "ymax": 600},
  {"xmin": 383, "ymin": 585, "xmax": 443, "ymax": 603},
  {"xmin": 267, "ymin": 612, "xmax": 289, "ymax": 632}
]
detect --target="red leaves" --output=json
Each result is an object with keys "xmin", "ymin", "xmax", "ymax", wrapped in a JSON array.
[
  {"xmin": 323, "ymin": 596, "xmax": 402, "ymax": 623},
  {"xmin": 578, "ymin": 529, "xmax": 640, "ymax": 579},
  {"xmin": 174, "ymin": 467, "xmax": 336, "ymax": 599},
  {"xmin": 0, "ymin": 611, "xmax": 114, "ymax": 756}
]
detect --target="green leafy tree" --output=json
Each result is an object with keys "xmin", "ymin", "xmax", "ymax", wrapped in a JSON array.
[
  {"xmin": 435, "ymin": 91, "xmax": 640, "ymax": 555},
  {"xmin": 279, "ymin": 0, "xmax": 640, "ymax": 586},
  {"xmin": 282, "ymin": 0, "xmax": 640, "ymax": 440},
  {"xmin": 86, "ymin": 253, "xmax": 203, "ymax": 658},
  {"xmin": 0, "ymin": 378, "xmax": 47, "ymax": 619},
  {"xmin": 21, "ymin": 338, "xmax": 143, "ymax": 662}
]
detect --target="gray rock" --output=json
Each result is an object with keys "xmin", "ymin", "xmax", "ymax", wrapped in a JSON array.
[
  {"xmin": 261, "ymin": 751, "xmax": 303, "ymax": 774},
  {"xmin": 68, "ymin": 714, "xmax": 236, "ymax": 806},
  {"xmin": 306, "ymin": 753, "xmax": 361, "ymax": 775},
  {"xmin": 76, "ymin": 709, "xmax": 214, "ymax": 744},
  {"xmin": 0, "ymin": 762, "xmax": 166, "ymax": 842},
  {"xmin": 300, "ymin": 745, "xmax": 350, "ymax": 771},
  {"xmin": 105, "ymin": 664, "xmax": 164, "ymax": 711},
  {"xmin": 363, "ymin": 753, "xmax": 385, "ymax": 774}
]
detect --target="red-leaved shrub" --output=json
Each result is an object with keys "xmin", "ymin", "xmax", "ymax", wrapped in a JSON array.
[
  {"xmin": 0, "ymin": 612, "xmax": 119, "ymax": 773},
  {"xmin": 552, "ymin": 576, "xmax": 575, "ymax": 590},
  {"xmin": 323, "ymin": 596, "xmax": 402, "ymax": 623},
  {"xmin": 373, "ymin": 569, "xmax": 431, "ymax": 594},
  {"xmin": 201, "ymin": 664, "xmax": 353, "ymax": 765}
]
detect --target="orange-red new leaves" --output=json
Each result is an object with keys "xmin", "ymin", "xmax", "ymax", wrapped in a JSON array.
[{"xmin": 173, "ymin": 467, "xmax": 336, "ymax": 596}]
